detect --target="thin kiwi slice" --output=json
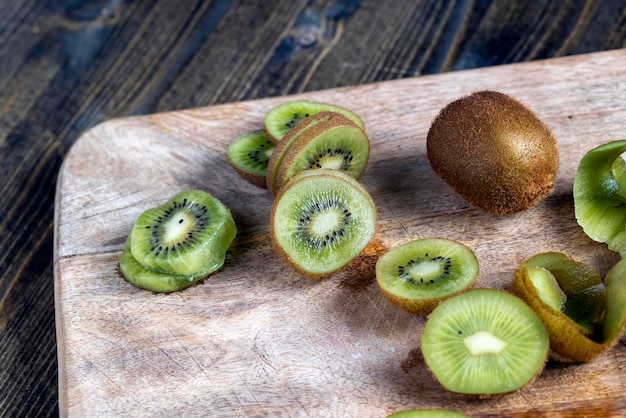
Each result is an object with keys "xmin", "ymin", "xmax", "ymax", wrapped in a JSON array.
[
  {"xmin": 273, "ymin": 113, "xmax": 370, "ymax": 194},
  {"xmin": 119, "ymin": 237, "xmax": 207, "ymax": 293},
  {"xmin": 129, "ymin": 190, "xmax": 237, "ymax": 277},
  {"xmin": 387, "ymin": 409, "xmax": 469, "ymax": 418},
  {"xmin": 266, "ymin": 111, "xmax": 337, "ymax": 195},
  {"xmin": 513, "ymin": 252, "xmax": 626, "ymax": 362},
  {"xmin": 376, "ymin": 238, "xmax": 479, "ymax": 315},
  {"xmin": 270, "ymin": 168, "xmax": 376, "ymax": 279},
  {"xmin": 227, "ymin": 130, "xmax": 275, "ymax": 188},
  {"xmin": 264, "ymin": 99, "xmax": 365, "ymax": 143},
  {"xmin": 421, "ymin": 289, "xmax": 549, "ymax": 397},
  {"xmin": 573, "ymin": 139, "xmax": 626, "ymax": 256}
]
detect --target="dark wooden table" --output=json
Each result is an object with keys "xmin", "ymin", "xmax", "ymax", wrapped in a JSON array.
[{"xmin": 2, "ymin": 1, "xmax": 626, "ymax": 416}]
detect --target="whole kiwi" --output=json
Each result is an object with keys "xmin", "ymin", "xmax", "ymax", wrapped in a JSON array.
[{"xmin": 426, "ymin": 91, "xmax": 559, "ymax": 215}]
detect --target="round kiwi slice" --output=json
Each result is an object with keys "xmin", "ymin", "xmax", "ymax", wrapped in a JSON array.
[
  {"xmin": 270, "ymin": 168, "xmax": 376, "ymax": 279},
  {"xmin": 266, "ymin": 111, "xmax": 337, "ymax": 195},
  {"xmin": 129, "ymin": 190, "xmax": 237, "ymax": 277},
  {"xmin": 421, "ymin": 289, "xmax": 549, "ymax": 397},
  {"xmin": 573, "ymin": 139, "xmax": 626, "ymax": 257},
  {"xmin": 273, "ymin": 113, "xmax": 370, "ymax": 193},
  {"xmin": 119, "ymin": 237, "xmax": 207, "ymax": 293},
  {"xmin": 387, "ymin": 409, "xmax": 469, "ymax": 418},
  {"xmin": 227, "ymin": 130, "xmax": 275, "ymax": 188},
  {"xmin": 264, "ymin": 99, "xmax": 365, "ymax": 143},
  {"xmin": 512, "ymin": 252, "xmax": 626, "ymax": 362},
  {"xmin": 426, "ymin": 90, "xmax": 559, "ymax": 215},
  {"xmin": 375, "ymin": 238, "xmax": 479, "ymax": 315}
]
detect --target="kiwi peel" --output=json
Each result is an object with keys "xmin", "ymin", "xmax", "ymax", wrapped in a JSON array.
[
  {"xmin": 512, "ymin": 252, "xmax": 626, "ymax": 362},
  {"xmin": 227, "ymin": 130, "xmax": 275, "ymax": 188},
  {"xmin": 264, "ymin": 99, "xmax": 365, "ymax": 143},
  {"xmin": 270, "ymin": 168, "xmax": 376, "ymax": 279},
  {"xmin": 121, "ymin": 190, "xmax": 237, "ymax": 292},
  {"xmin": 427, "ymin": 90, "xmax": 559, "ymax": 215},
  {"xmin": 375, "ymin": 238, "xmax": 479, "ymax": 315},
  {"xmin": 421, "ymin": 289, "xmax": 549, "ymax": 397},
  {"xmin": 573, "ymin": 139, "xmax": 626, "ymax": 256}
]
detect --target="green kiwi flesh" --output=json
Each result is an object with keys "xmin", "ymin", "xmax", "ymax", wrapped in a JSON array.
[
  {"xmin": 227, "ymin": 130, "xmax": 275, "ymax": 188},
  {"xmin": 266, "ymin": 111, "xmax": 337, "ymax": 195},
  {"xmin": 427, "ymin": 91, "xmax": 559, "ymax": 215},
  {"xmin": 511, "ymin": 252, "xmax": 621, "ymax": 362},
  {"xmin": 129, "ymin": 190, "xmax": 237, "ymax": 277},
  {"xmin": 573, "ymin": 140, "xmax": 626, "ymax": 257},
  {"xmin": 525, "ymin": 266, "xmax": 567, "ymax": 312},
  {"xmin": 119, "ymin": 238, "xmax": 207, "ymax": 293},
  {"xmin": 270, "ymin": 169, "xmax": 376, "ymax": 279},
  {"xmin": 387, "ymin": 409, "xmax": 469, "ymax": 418},
  {"xmin": 421, "ymin": 289, "xmax": 549, "ymax": 397},
  {"xmin": 264, "ymin": 100, "xmax": 365, "ymax": 143},
  {"xmin": 375, "ymin": 238, "xmax": 479, "ymax": 315},
  {"xmin": 274, "ymin": 116, "xmax": 370, "ymax": 193}
]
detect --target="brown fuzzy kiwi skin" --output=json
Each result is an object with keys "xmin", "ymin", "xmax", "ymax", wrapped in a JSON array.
[
  {"xmin": 266, "ymin": 111, "xmax": 343, "ymax": 195},
  {"xmin": 427, "ymin": 90, "xmax": 559, "ymax": 215},
  {"xmin": 511, "ymin": 265, "xmax": 613, "ymax": 362},
  {"xmin": 269, "ymin": 169, "xmax": 377, "ymax": 280}
]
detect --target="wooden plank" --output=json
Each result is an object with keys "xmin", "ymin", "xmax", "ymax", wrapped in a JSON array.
[{"xmin": 54, "ymin": 49, "xmax": 626, "ymax": 417}]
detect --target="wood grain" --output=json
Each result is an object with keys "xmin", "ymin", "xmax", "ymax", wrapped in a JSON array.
[
  {"xmin": 55, "ymin": 49, "xmax": 626, "ymax": 417},
  {"xmin": 3, "ymin": 1, "xmax": 626, "ymax": 416}
]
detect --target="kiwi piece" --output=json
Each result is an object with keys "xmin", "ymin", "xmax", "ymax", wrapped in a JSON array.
[
  {"xmin": 511, "ymin": 252, "xmax": 618, "ymax": 362},
  {"xmin": 421, "ymin": 289, "xmax": 549, "ymax": 397},
  {"xmin": 387, "ymin": 409, "xmax": 469, "ymax": 418},
  {"xmin": 427, "ymin": 90, "xmax": 559, "ymax": 215},
  {"xmin": 264, "ymin": 99, "xmax": 365, "ymax": 143},
  {"xmin": 227, "ymin": 130, "xmax": 275, "ymax": 188},
  {"xmin": 273, "ymin": 113, "xmax": 370, "ymax": 193},
  {"xmin": 129, "ymin": 190, "xmax": 237, "ymax": 277},
  {"xmin": 266, "ymin": 111, "xmax": 337, "ymax": 195},
  {"xmin": 119, "ymin": 238, "xmax": 207, "ymax": 293},
  {"xmin": 270, "ymin": 168, "xmax": 376, "ymax": 279},
  {"xmin": 375, "ymin": 238, "xmax": 479, "ymax": 315},
  {"xmin": 573, "ymin": 140, "xmax": 626, "ymax": 256},
  {"xmin": 525, "ymin": 266, "xmax": 567, "ymax": 312}
]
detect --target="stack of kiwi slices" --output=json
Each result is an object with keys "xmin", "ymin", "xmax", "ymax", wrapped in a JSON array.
[
  {"xmin": 118, "ymin": 189, "xmax": 237, "ymax": 293},
  {"xmin": 512, "ymin": 252, "xmax": 626, "ymax": 362},
  {"xmin": 226, "ymin": 100, "xmax": 376, "ymax": 279},
  {"xmin": 226, "ymin": 100, "xmax": 368, "ymax": 192}
]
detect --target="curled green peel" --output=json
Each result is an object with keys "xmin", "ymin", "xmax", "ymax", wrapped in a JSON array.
[{"xmin": 573, "ymin": 140, "xmax": 626, "ymax": 256}]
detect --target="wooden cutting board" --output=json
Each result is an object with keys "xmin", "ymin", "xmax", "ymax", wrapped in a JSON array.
[{"xmin": 54, "ymin": 49, "xmax": 626, "ymax": 417}]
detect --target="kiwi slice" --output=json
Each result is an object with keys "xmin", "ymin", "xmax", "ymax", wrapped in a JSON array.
[
  {"xmin": 227, "ymin": 130, "xmax": 275, "ymax": 188},
  {"xmin": 273, "ymin": 113, "xmax": 370, "ymax": 194},
  {"xmin": 421, "ymin": 289, "xmax": 549, "ymax": 397},
  {"xmin": 129, "ymin": 190, "xmax": 237, "ymax": 277},
  {"xmin": 387, "ymin": 409, "xmax": 469, "ymax": 418},
  {"xmin": 270, "ymin": 168, "xmax": 376, "ymax": 279},
  {"xmin": 119, "ymin": 237, "xmax": 207, "ymax": 293},
  {"xmin": 573, "ymin": 140, "xmax": 626, "ymax": 256},
  {"xmin": 375, "ymin": 238, "xmax": 479, "ymax": 315},
  {"xmin": 512, "ymin": 252, "xmax": 626, "ymax": 362},
  {"xmin": 264, "ymin": 99, "xmax": 365, "ymax": 143},
  {"xmin": 266, "ymin": 111, "xmax": 337, "ymax": 195},
  {"xmin": 427, "ymin": 91, "xmax": 559, "ymax": 215}
]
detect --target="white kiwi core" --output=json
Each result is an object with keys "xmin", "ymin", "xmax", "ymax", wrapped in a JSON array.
[
  {"xmin": 311, "ymin": 210, "xmax": 340, "ymax": 236},
  {"xmin": 464, "ymin": 331, "xmax": 507, "ymax": 355}
]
